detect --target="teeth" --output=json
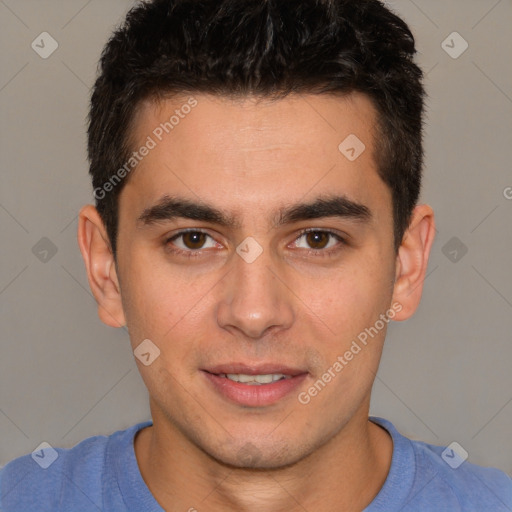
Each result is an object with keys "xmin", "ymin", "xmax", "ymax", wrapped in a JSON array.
[{"xmin": 224, "ymin": 373, "xmax": 289, "ymax": 385}]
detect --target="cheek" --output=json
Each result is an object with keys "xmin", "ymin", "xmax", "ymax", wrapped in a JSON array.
[
  {"xmin": 120, "ymin": 268, "xmax": 201, "ymax": 399},
  {"xmin": 119, "ymin": 262, "xmax": 230, "ymax": 401},
  {"xmin": 298, "ymin": 257, "xmax": 393, "ymax": 340},
  {"xmin": 119, "ymin": 252, "xmax": 216, "ymax": 353}
]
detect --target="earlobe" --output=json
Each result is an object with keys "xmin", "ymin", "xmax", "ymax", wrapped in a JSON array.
[
  {"xmin": 391, "ymin": 204, "xmax": 436, "ymax": 321},
  {"xmin": 77, "ymin": 205, "xmax": 126, "ymax": 328}
]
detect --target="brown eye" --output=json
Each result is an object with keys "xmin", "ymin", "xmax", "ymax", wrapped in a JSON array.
[
  {"xmin": 181, "ymin": 231, "xmax": 207, "ymax": 249},
  {"xmin": 304, "ymin": 231, "xmax": 330, "ymax": 249},
  {"xmin": 292, "ymin": 229, "xmax": 346, "ymax": 256},
  {"xmin": 166, "ymin": 230, "xmax": 217, "ymax": 254}
]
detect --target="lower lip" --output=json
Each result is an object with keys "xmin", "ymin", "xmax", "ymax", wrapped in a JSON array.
[{"xmin": 202, "ymin": 371, "xmax": 308, "ymax": 407}]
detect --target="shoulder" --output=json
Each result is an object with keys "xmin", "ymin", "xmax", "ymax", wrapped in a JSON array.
[
  {"xmin": 410, "ymin": 438, "xmax": 512, "ymax": 510},
  {"xmin": 0, "ymin": 422, "xmax": 149, "ymax": 512},
  {"xmin": 369, "ymin": 417, "xmax": 512, "ymax": 511}
]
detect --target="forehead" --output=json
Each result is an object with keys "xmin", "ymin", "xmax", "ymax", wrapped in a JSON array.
[{"xmin": 121, "ymin": 92, "xmax": 390, "ymax": 224}]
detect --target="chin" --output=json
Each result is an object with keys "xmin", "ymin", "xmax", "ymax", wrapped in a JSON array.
[{"xmin": 204, "ymin": 436, "xmax": 315, "ymax": 470}]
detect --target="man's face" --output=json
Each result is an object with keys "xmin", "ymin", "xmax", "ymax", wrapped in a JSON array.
[{"xmin": 116, "ymin": 92, "xmax": 397, "ymax": 468}]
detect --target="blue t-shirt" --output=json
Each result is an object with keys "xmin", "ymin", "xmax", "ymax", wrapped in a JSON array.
[{"xmin": 1, "ymin": 416, "xmax": 511, "ymax": 511}]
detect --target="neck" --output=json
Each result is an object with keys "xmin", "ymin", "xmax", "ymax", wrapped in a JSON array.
[{"xmin": 134, "ymin": 408, "xmax": 392, "ymax": 512}]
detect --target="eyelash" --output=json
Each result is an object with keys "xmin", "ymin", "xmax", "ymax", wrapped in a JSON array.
[{"xmin": 165, "ymin": 228, "xmax": 347, "ymax": 259}]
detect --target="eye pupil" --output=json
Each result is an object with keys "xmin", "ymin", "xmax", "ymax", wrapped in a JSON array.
[
  {"xmin": 307, "ymin": 231, "xmax": 328, "ymax": 249},
  {"xmin": 184, "ymin": 232, "xmax": 206, "ymax": 249}
]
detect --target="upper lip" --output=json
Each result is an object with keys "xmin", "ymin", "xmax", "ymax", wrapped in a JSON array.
[{"xmin": 203, "ymin": 363, "xmax": 308, "ymax": 376}]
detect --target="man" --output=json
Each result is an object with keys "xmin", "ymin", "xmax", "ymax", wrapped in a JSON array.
[{"xmin": 1, "ymin": 0, "xmax": 511, "ymax": 510}]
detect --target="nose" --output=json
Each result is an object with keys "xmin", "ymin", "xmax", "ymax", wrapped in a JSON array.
[{"xmin": 216, "ymin": 244, "xmax": 295, "ymax": 340}]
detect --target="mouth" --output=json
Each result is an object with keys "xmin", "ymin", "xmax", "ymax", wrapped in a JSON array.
[
  {"xmin": 215, "ymin": 372, "xmax": 292, "ymax": 385},
  {"xmin": 201, "ymin": 364, "xmax": 309, "ymax": 407}
]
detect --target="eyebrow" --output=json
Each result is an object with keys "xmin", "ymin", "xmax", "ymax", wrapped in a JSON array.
[{"xmin": 137, "ymin": 194, "xmax": 372, "ymax": 229}]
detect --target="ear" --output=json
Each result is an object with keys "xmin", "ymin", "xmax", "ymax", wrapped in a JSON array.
[
  {"xmin": 391, "ymin": 204, "xmax": 436, "ymax": 321},
  {"xmin": 77, "ymin": 205, "xmax": 126, "ymax": 328}
]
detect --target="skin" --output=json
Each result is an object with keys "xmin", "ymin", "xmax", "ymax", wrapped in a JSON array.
[{"xmin": 78, "ymin": 92, "xmax": 435, "ymax": 512}]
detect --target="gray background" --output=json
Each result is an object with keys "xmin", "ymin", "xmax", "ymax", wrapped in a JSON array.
[{"xmin": 1, "ymin": 0, "xmax": 511, "ymax": 476}]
